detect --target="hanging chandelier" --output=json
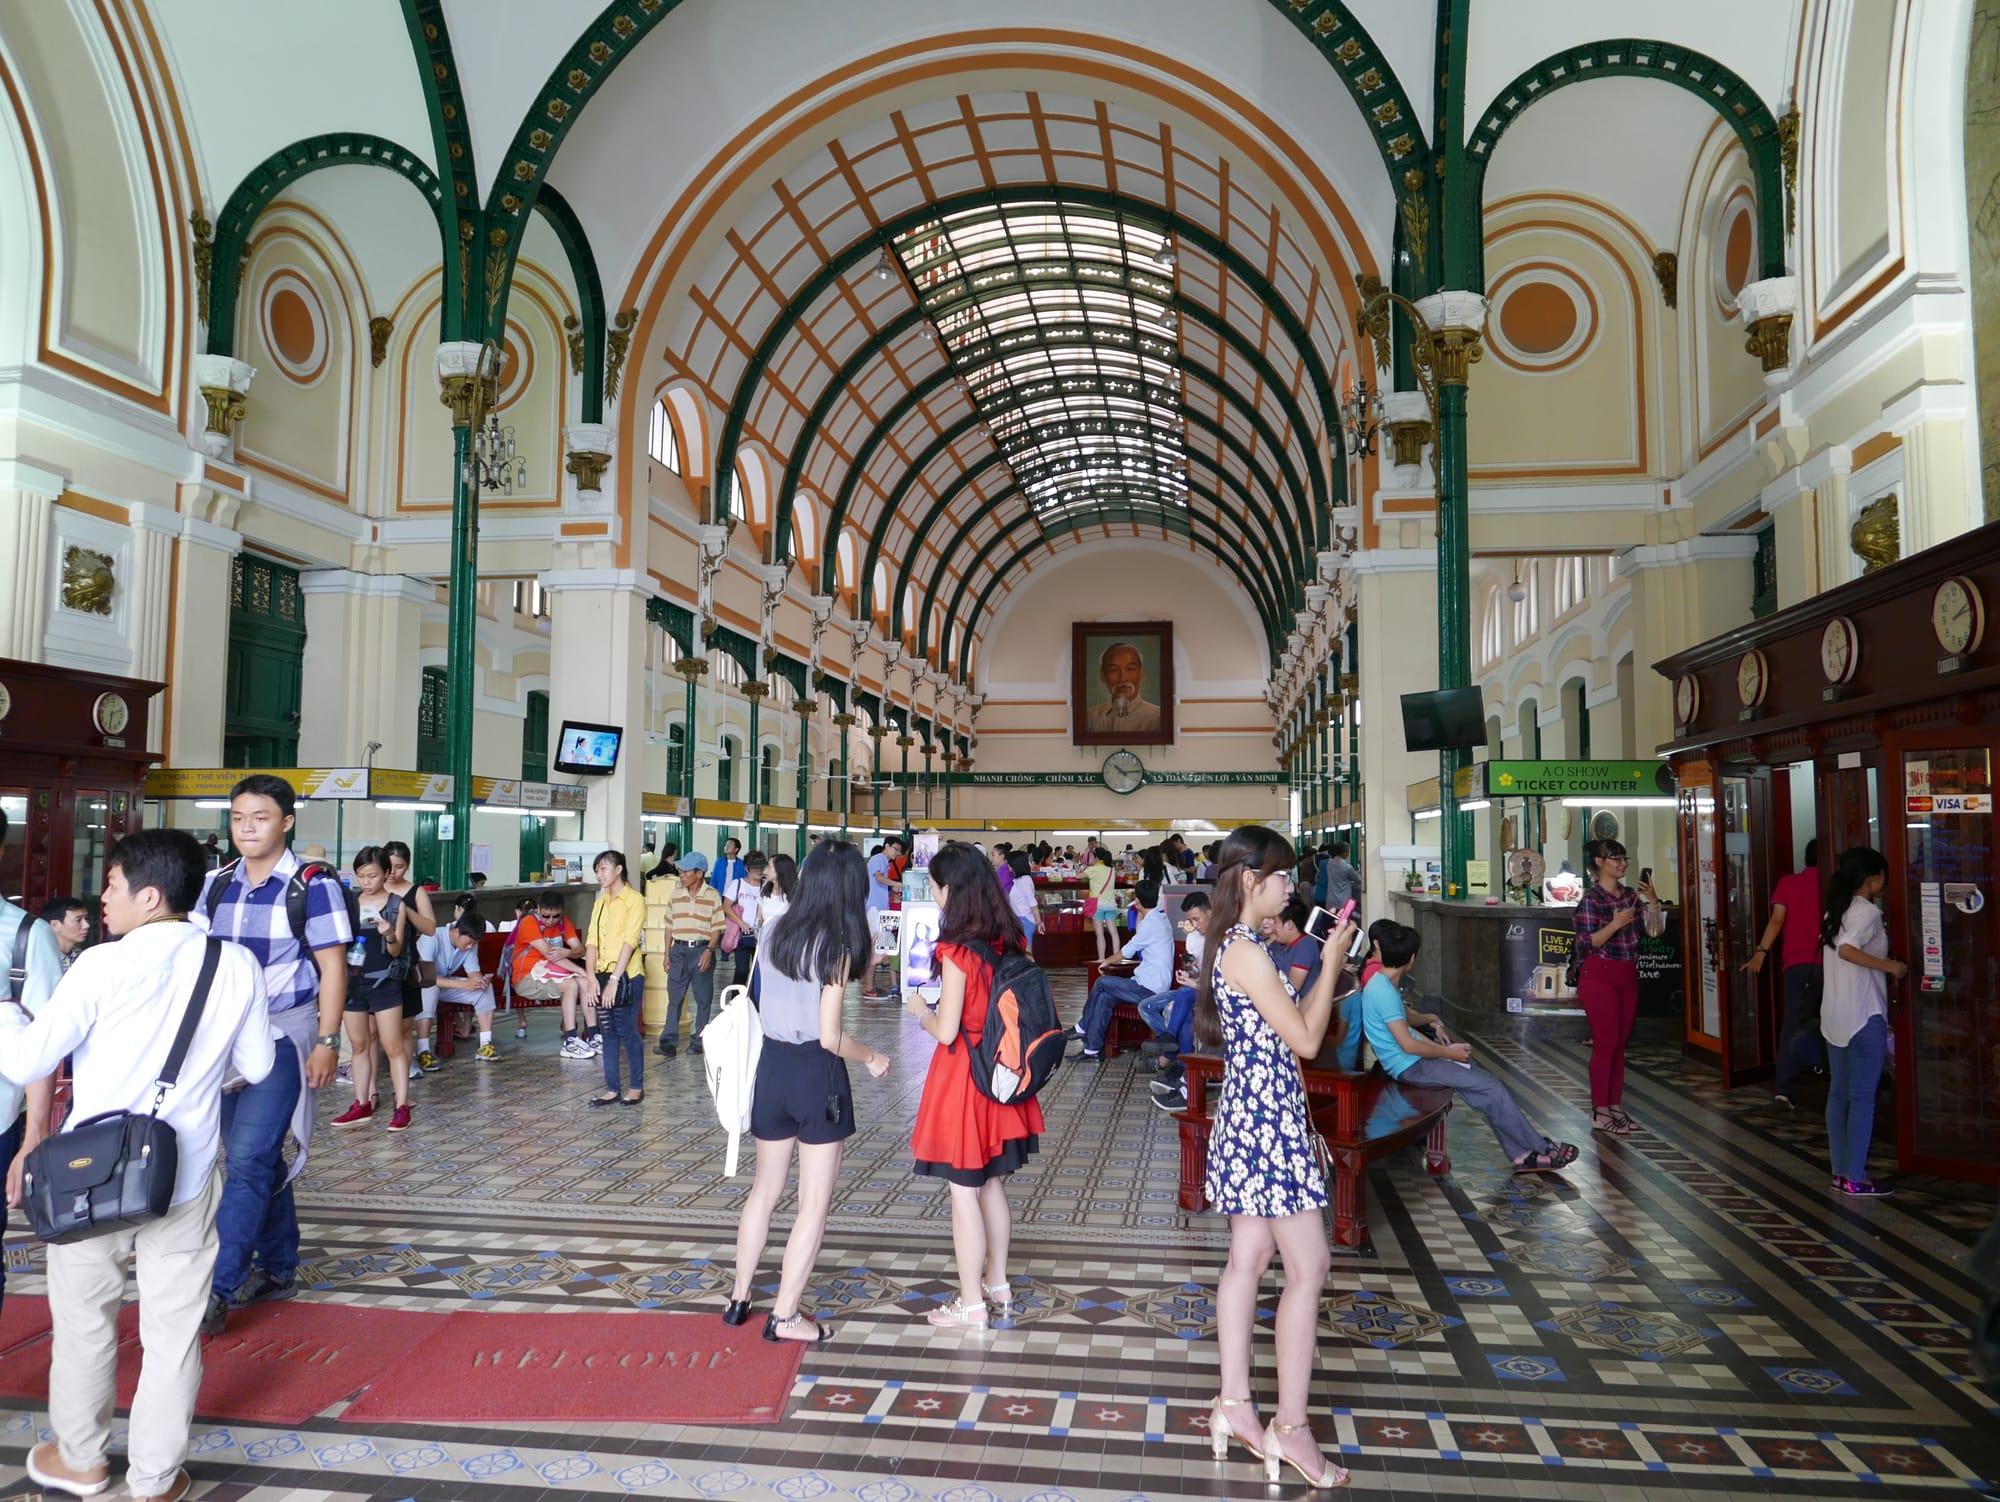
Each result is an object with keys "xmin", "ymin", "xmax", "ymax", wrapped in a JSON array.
[
  {"xmin": 472, "ymin": 406, "xmax": 527, "ymax": 495},
  {"xmin": 1339, "ymin": 376, "xmax": 1384, "ymax": 459}
]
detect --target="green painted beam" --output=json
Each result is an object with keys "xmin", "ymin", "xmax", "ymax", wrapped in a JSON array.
[
  {"xmin": 1261, "ymin": 0, "xmax": 1429, "ymax": 196},
  {"xmin": 530, "ymin": 184, "xmax": 607, "ymax": 422}
]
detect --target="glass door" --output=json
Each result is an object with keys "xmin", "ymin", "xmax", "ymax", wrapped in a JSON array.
[
  {"xmin": 1677, "ymin": 760, "xmax": 1722, "ymax": 1047},
  {"xmin": 1718, "ymin": 773, "xmax": 1770, "ymax": 1084},
  {"xmin": 1899, "ymin": 740, "xmax": 2000, "ymax": 1181}
]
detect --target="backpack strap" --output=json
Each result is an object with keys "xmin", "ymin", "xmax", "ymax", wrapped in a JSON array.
[
  {"xmin": 204, "ymin": 858, "xmax": 244, "ymax": 923},
  {"xmin": 6, "ymin": 910, "xmax": 32, "ymax": 1001},
  {"xmin": 151, "ymin": 937, "xmax": 223, "ymax": 1114}
]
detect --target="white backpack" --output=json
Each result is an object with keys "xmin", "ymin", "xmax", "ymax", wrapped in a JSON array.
[{"xmin": 700, "ymin": 980, "xmax": 762, "ymax": 1176}]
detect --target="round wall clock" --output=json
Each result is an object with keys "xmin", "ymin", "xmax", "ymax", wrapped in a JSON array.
[
  {"xmin": 0, "ymin": 681, "xmax": 11, "ymax": 725},
  {"xmin": 1101, "ymin": 749, "xmax": 1145, "ymax": 795},
  {"xmin": 91, "ymin": 692, "xmax": 130, "ymax": 737},
  {"xmin": 1932, "ymin": 576, "xmax": 1985, "ymax": 656},
  {"xmin": 1673, "ymin": 674, "xmax": 1703, "ymax": 724},
  {"xmin": 1735, "ymin": 650, "xmax": 1769, "ymax": 708},
  {"xmin": 1818, "ymin": 616, "xmax": 1860, "ymax": 684}
]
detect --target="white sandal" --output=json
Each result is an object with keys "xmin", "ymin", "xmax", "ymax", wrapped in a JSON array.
[{"xmin": 926, "ymin": 1295, "xmax": 990, "ymax": 1329}]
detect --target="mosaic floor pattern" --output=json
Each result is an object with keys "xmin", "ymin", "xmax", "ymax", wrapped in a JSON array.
[{"xmin": 3, "ymin": 971, "xmax": 1997, "ymax": 1501}]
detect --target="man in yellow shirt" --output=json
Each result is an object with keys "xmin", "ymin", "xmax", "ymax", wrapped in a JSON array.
[{"xmin": 656, "ymin": 852, "xmax": 726, "ymax": 1058}]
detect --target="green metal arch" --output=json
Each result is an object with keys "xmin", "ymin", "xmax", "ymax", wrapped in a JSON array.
[
  {"xmin": 1467, "ymin": 39, "xmax": 1786, "ymax": 288},
  {"xmin": 926, "ymin": 499, "xmax": 1286, "ymax": 665},
  {"xmin": 1260, "ymin": 0, "xmax": 1430, "ymax": 193},
  {"xmin": 529, "ymin": 185, "xmax": 608, "ymax": 421},
  {"xmin": 856, "ymin": 338, "xmax": 1320, "ymax": 622},
  {"xmin": 880, "ymin": 425, "xmax": 1305, "ymax": 647},
  {"xmin": 943, "ymin": 515, "xmax": 1282, "ymax": 676},
  {"xmin": 402, "ymin": 1, "xmax": 481, "ymax": 336},
  {"xmin": 738, "ymin": 185, "xmax": 1345, "ymax": 550},
  {"xmin": 833, "ymin": 336, "xmax": 1321, "ymax": 614},
  {"xmin": 776, "ymin": 244, "xmax": 1342, "ymax": 567},
  {"xmin": 207, "ymin": 134, "xmax": 446, "ymax": 355}
]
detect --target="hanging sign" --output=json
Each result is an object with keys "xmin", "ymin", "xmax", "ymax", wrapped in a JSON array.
[{"xmin": 1476, "ymin": 761, "xmax": 1676, "ymax": 799}]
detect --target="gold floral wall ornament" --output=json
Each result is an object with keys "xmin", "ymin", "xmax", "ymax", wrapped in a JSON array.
[
  {"xmin": 369, "ymin": 315, "xmax": 393, "ymax": 368},
  {"xmin": 61, "ymin": 545, "xmax": 116, "ymax": 616},
  {"xmin": 1652, "ymin": 251, "xmax": 1678, "ymax": 308},
  {"xmin": 1354, "ymin": 274, "xmax": 1394, "ymax": 371},
  {"xmin": 563, "ymin": 315, "xmax": 585, "ymax": 370},
  {"xmin": 190, "ymin": 212, "xmax": 214, "ymax": 326},
  {"xmin": 1777, "ymin": 106, "xmax": 1801, "ymax": 236},
  {"xmin": 604, "ymin": 308, "xmax": 637, "ymax": 400},
  {"xmin": 1850, "ymin": 493, "xmax": 1900, "ymax": 574}
]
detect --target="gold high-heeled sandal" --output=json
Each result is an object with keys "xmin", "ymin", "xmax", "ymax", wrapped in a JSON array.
[
  {"xmin": 1261, "ymin": 1419, "xmax": 1348, "ymax": 1488},
  {"xmin": 1207, "ymin": 1396, "xmax": 1263, "ymax": 1460}
]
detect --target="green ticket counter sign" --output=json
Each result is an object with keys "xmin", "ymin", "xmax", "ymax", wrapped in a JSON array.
[{"xmin": 1474, "ymin": 760, "xmax": 1676, "ymax": 800}]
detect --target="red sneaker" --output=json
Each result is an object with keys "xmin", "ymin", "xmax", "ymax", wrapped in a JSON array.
[
  {"xmin": 387, "ymin": 1104, "xmax": 412, "ymax": 1133},
  {"xmin": 331, "ymin": 1100, "xmax": 374, "ymax": 1128}
]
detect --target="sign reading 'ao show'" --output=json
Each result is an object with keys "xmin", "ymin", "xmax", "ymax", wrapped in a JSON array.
[{"xmin": 1472, "ymin": 760, "xmax": 1677, "ymax": 800}]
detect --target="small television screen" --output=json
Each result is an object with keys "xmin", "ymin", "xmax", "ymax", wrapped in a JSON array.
[
  {"xmin": 554, "ymin": 720, "xmax": 624, "ymax": 775},
  {"xmin": 1401, "ymin": 688, "xmax": 1487, "ymax": 752}
]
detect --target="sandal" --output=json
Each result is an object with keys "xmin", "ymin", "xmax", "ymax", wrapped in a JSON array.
[
  {"xmin": 763, "ymin": 1310, "xmax": 833, "ymax": 1344},
  {"xmin": 1261, "ymin": 1419, "xmax": 1348, "ymax": 1489},
  {"xmin": 1514, "ymin": 1142, "xmax": 1580, "ymax": 1173},
  {"xmin": 925, "ymin": 1296, "xmax": 990, "ymax": 1329},
  {"xmin": 1591, "ymin": 1108, "xmax": 1619, "ymax": 1134},
  {"xmin": 1608, "ymin": 1108, "xmax": 1640, "ymax": 1135}
]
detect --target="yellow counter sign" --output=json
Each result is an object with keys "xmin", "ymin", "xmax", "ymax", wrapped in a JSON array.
[{"xmin": 145, "ymin": 768, "xmax": 443, "ymax": 800}]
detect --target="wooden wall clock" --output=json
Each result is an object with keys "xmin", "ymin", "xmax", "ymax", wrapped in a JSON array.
[{"xmin": 1735, "ymin": 650, "xmax": 1769, "ymax": 708}]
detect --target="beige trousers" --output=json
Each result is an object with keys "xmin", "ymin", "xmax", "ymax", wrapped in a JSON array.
[{"xmin": 46, "ymin": 1165, "xmax": 221, "ymax": 1497}]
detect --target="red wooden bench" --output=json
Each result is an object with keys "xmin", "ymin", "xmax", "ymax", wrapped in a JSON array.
[{"xmin": 1175, "ymin": 1053, "xmax": 1454, "ymax": 1248}]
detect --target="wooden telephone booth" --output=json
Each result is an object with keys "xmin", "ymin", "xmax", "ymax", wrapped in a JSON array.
[
  {"xmin": 1657, "ymin": 521, "xmax": 2000, "ymax": 1186},
  {"xmin": 0, "ymin": 657, "xmax": 163, "ymax": 917}
]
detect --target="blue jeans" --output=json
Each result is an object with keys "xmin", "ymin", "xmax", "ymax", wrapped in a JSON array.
[
  {"xmin": 213, "ymin": 1036, "xmax": 302, "ymax": 1298},
  {"xmin": 1081, "ymin": 974, "xmax": 1149, "ymax": 1052},
  {"xmin": 0, "ymin": 1111, "xmax": 23, "ymax": 1317},
  {"xmin": 1826, "ymin": 1013, "xmax": 1887, "ymax": 1181},
  {"xmin": 1139, "ymin": 986, "xmax": 1195, "ymax": 1053},
  {"xmin": 1775, "ymin": 964, "xmax": 1826, "ymax": 1093},
  {"xmin": 600, "ymin": 975, "xmax": 644, "ymax": 1093}
]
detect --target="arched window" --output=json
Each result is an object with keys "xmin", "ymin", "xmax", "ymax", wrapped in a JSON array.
[
  {"xmin": 1480, "ymin": 590, "xmax": 1504, "ymax": 667},
  {"xmin": 728, "ymin": 466, "xmax": 749, "ymax": 525},
  {"xmin": 667, "ymin": 722, "xmax": 686, "ymax": 792},
  {"xmin": 794, "ymin": 495, "xmax": 818, "ymax": 570},
  {"xmin": 871, "ymin": 561, "xmax": 890, "ymax": 622},
  {"xmin": 759, "ymin": 744, "xmax": 777, "ymax": 806},
  {"xmin": 648, "ymin": 400, "xmax": 682, "ymax": 473},
  {"xmin": 836, "ymin": 531, "xmax": 858, "ymax": 603},
  {"xmin": 1512, "ymin": 560, "xmax": 1540, "ymax": 642},
  {"xmin": 1552, "ymin": 556, "xmax": 1586, "ymax": 616},
  {"xmin": 717, "ymin": 735, "xmax": 740, "ymax": 800}
]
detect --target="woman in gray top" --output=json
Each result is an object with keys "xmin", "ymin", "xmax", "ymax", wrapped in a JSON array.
[{"xmin": 724, "ymin": 841, "xmax": 891, "ymax": 1343}]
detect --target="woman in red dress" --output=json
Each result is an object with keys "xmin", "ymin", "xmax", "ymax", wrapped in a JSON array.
[{"xmin": 905, "ymin": 841, "xmax": 1044, "ymax": 1329}]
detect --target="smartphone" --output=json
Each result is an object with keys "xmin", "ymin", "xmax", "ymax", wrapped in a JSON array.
[
  {"xmin": 1336, "ymin": 898, "xmax": 1359, "ymax": 927},
  {"xmin": 1638, "ymin": 867, "xmax": 1653, "ymax": 887}
]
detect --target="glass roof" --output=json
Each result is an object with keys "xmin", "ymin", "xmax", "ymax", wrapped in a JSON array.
[{"xmin": 890, "ymin": 200, "xmax": 1188, "ymax": 533}]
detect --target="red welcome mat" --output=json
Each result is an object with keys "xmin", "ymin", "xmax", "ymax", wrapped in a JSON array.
[
  {"xmin": 0, "ymin": 1300, "xmax": 446, "ymax": 1426},
  {"xmin": 339, "ymin": 1311, "xmax": 803, "ymax": 1425},
  {"xmin": 0, "ymin": 1293, "xmax": 53, "ymax": 1357}
]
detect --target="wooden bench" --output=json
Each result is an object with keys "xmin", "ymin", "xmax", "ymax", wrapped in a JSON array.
[
  {"xmin": 1175, "ymin": 1053, "xmax": 1454, "ymax": 1248},
  {"xmin": 1083, "ymin": 960, "xmax": 1168, "ymax": 1058}
]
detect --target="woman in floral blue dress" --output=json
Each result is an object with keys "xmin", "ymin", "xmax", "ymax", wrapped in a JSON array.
[{"xmin": 1196, "ymin": 826, "xmax": 1357, "ymax": 1490}]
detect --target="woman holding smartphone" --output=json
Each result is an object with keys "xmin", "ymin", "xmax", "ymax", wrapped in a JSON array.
[
  {"xmin": 1197, "ymin": 825, "xmax": 1356, "ymax": 1490},
  {"xmin": 1572, "ymin": 839, "xmax": 1662, "ymax": 1135},
  {"xmin": 1819, "ymin": 847, "xmax": 1903, "ymax": 1196}
]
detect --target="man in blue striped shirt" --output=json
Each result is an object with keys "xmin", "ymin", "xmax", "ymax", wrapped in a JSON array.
[{"xmin": 189, "ymin": 774, "xmax": 351, "ymax": 1336}]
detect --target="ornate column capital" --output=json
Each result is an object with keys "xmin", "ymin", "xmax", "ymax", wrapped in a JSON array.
[
  {"xmin": 867, "ymin": 725, "xmax": 889, "ymax": 740},
  {"xmin": 832, "ymin": 712, "xmax": 856, "ymax": 728},
  {"xmin": 1414, "ymin": 291, "xmax": 1488, "ymax": 387},
  {"xmin": 673, "ymin": 657, "xmax": 709, "ymax": 681},
  {"xmin": 1737, "ymin": 275, "xmax": 1800, "ymax": 375},
  {"xmin": 797, "ymin": 698, "xmax": 818, "ymax": 718},
  {"xmin": 563, "ymin": 422, "xmax": 614, "ymax": 499},
  {"xmin": 742, "ymin": 681, "xmax": 770, "ymax": 700},
  {"xmin": 435, "ymin": 341, "xmax": 497, "ymax": 427},
  {"xmin": 193, "ymin": 355, "xmax": 255, "ymax": 456},
  {"xmin": 1381, "ymin": 388, "xmax": 1433, "ymax": 466}
]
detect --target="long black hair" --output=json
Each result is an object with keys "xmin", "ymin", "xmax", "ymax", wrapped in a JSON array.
[
  {"xmin": 1820, "ymin": 845, "xmax": 1889, "ymax": 950},
  {"xmin": 764, "ymin": 852, "xmax": 797, "ymax": 901},
  {"xmin": 764, "ymin": 841, "xmax": 871, "ymax": 986},
  {"xmin": 932, "ymin": 840, "xmax": 1021, "ymax": 954},
  {"xmin": 1193, "ymin": 825, "xmax": 1297, "ymax": 1050}
]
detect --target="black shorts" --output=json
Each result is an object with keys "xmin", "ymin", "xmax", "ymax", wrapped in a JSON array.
[
  {"xmin": 348, "ymin": 979, "xmax": 407, "ymax": 1016},
  {"xmin": 750, "ymin": 1038, "xmax": 855, "ymax": 1145}
]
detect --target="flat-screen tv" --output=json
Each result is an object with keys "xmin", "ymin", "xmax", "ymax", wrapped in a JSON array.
[
  {"xmin": 1401, "ymin": 688, "xmax": 1486, "ymax": 752},
  {"xmin": 554, "ymin": 720, "xmax": 624, "ymax": 775}
]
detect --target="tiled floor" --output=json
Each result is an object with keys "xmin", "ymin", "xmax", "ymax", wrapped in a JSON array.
[{"xmin": 3, "ymin": 970, "xmax": 1997, "ymax": 1500}]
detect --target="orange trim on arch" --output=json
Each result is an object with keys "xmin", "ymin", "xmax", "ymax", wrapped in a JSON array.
[{"xmin": 609, "ymin": 29, "xmax": 1386, "ymax": 572}]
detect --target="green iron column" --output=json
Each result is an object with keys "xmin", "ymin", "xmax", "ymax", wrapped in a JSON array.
[
  {"xmin": 896, "ymin": 733, "xmax": 913, "ymax": 835},
  {"xmin": 437, "ymin": 350, "xmax": 492, "ymax": 890},
  {"xmin": 796, "ymin": 698, "xmax": 815, "ymax": 862},
  {"xmin": 744, "ymin": 681, "xmax": 767, "ymax": 854},
  {"xmin": 1421, "ymin": 293, "xmax": 1487, "ymax": 898},
  {"xmin": 832, "ymin": 713, "xmax": 855, "ymax": 841},
  {"xmin": 867, "ymin": 725, "xmax": 888, "ymax": 837},
  {"xmin": 674, "ymin": 657, "xmax": 705, "ymax": 853}
]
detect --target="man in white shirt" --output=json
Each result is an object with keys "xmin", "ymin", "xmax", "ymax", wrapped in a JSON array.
[
  {"xmin": 0, "ymin": 828, "xmax": 274, "ymax": 1502},
  {"xmin": 1075, "ymin": 879, "xmax": 1175, "ymax": 1060},
  {"xmin": 1, "ymin": 807, "xmax": 64, "ymax": 1321},
  {"xmin": 1083, "ymin": 642, "xmax": 1162, "ymax": 735}
]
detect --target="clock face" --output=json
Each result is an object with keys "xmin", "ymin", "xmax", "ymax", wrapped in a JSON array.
[
  {"xmin": 1101, "ymin": 750, "xmax": 1145, "ymax": 795},
  {"xmin": 1735, "ymin": 650, "xmax": 1768, "ymax": 708},
  {"xmin": 1673, "ymin": 674, "xmax": 1702, "ymax": 725},
  {"xmin": 91, "ymin": 692, "xmax": 130, "ymax": 736},
  {"xmin": 1932, "ymin": 576, "xmax": 1985, "ymax": 656},
  {"xmin": 1819, "ymin": 617, "xmax": 1859, "ymax": 684},
  {"xmin": 0, "ymin": 681, "xmax": 10, "ymax": 723}
]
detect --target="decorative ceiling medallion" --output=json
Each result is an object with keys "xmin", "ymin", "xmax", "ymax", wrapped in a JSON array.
[
  {"xmin": 260, "ymin": 270, "xmax": 329, "ymax": 386},
  {"xmin": 1487, "ymin": 262, "xmax": 1598, "ymax": 373}
]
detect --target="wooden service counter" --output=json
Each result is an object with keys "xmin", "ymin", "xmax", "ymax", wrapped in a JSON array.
[
  {"xmin": 1024, "ymin": 875, "xmax": 1128, "ymax": 969},
  {"xmin": 1388, "ymin": 893, "xmax": 1684, "ymax": 1044}
]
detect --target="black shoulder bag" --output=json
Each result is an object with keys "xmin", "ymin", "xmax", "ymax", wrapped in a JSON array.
[{"xmin": 22, "ymin": 936, "xmax": 223, "ymax": 1244}]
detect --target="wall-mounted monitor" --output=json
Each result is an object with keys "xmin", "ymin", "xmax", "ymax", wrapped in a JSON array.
[
  {"xmin": 1400, "ymin": 688, "xmax": 1486, "ymax": 753},
  {"xmin": 554, "ymin": 720, "xmax": 624, "ymax": 775}
]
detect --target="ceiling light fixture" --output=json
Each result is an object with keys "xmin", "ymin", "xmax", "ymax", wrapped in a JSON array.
[
  {"xmin": 1153, "ymin": 242, "xmax": 1177, "ymax": 269},
  {"xmin": 872, "ymin": 250, "xmax": 894, "ymax": 284},
  {"xmin": 1339, "ymin": 377, "xmax": 1383, "ymax": 459},
  {"xmin": 1507, "ymin": 561, "xmax": 1528, "ymax": 603}
]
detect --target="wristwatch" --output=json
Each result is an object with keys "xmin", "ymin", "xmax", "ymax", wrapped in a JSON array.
[{"xmin": 314, "ymin": 1033, "xmax": 340, "ymax": 1050}]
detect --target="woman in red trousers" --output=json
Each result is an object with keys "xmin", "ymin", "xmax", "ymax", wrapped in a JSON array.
[{"xmin": 1572, "ymin": 838, "xmax": 1662, "ymax": 1135}]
